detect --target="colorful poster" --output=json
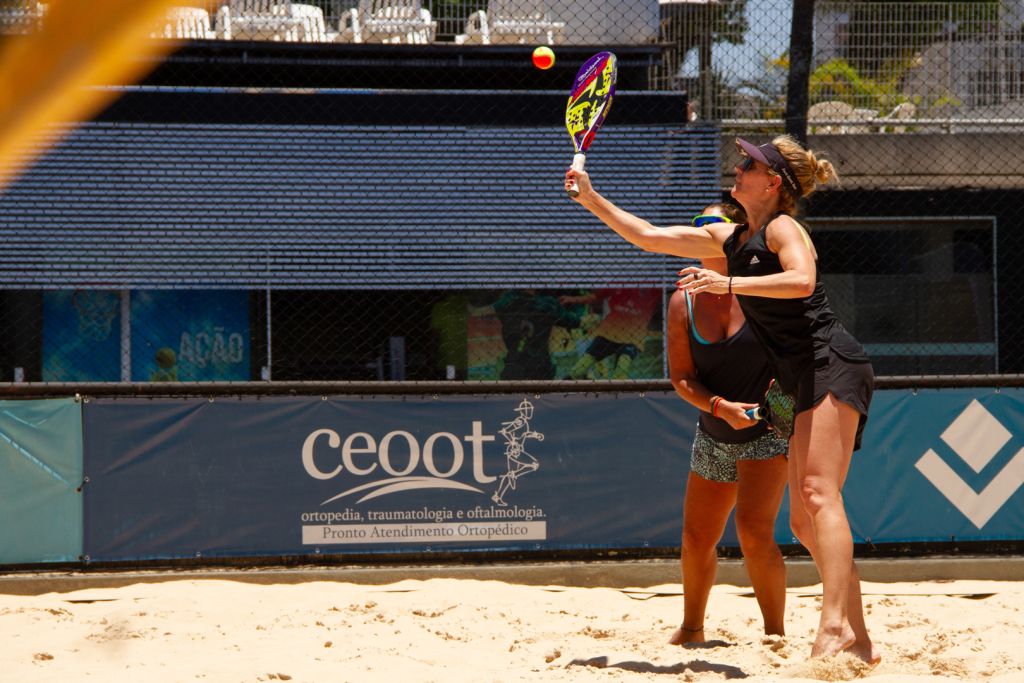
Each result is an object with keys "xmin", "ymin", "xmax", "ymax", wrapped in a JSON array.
[
  {"xmin": 42, "ymin": 290, "xmax": 122, "ymax": 382},
  {"xmin": 42, "ymin": 290, "xmax": 251, "ymax": 382},
  {"xmin": 131, "ymin": 290, "xmax": 250, "ymax": 382},
  {"xmin": 467, "ymin": 288, "xmax": 664, "ymax": 380}
]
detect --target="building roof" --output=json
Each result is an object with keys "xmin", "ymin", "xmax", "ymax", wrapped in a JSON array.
[{"xmin": 0, "ymin": 120, "xmax": 720, "ymax": 289}]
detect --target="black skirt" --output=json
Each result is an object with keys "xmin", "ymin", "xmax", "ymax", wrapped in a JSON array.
[{"xmin": 795, "ymin": 343, "xmax": 875, "ymax": 451}]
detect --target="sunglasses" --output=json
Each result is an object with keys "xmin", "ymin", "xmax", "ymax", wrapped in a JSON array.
[
  {"xmin": 738, "ymin": 157, "xmax": 756, "ymax": 172},
  {"xmin": 691, "ymin": 214, "xmax": 735, "ymax": 227}
]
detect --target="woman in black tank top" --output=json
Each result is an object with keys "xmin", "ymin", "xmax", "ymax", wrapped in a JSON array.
[
  {"xmin": 666, "ymin": 204, "xmax": 788, "ymax": 647},
  {"xmin": 565, "ymin": 136, "xmax": 878, "ymax": 665}
]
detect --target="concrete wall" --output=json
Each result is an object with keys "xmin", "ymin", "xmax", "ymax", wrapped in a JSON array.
[
  {"xmin": 553, "ymin": 0, "xmax": 659, "ymax": 45},
  {"xmin": 718, "ymin": 132, "xmax": 1024, "ymax": 190}
]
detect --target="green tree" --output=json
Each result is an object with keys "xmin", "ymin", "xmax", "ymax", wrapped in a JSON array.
[{"xmin": 810, "ymin": 58, "xmax": 895, "ymax": 112}]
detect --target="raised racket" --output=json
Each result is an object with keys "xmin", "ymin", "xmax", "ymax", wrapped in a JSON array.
[{"xmin": 565, "ymin": 51, "xmax": 617, "ymax": 197}]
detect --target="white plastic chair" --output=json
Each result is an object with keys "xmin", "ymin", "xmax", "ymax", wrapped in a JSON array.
[
  {"xmin": 878, "ymin": 102, "xmax": 917, "ymax": 133},
  {"xmin": 215, "ymin": 4, "xmax": 232, "ymax": 39},
  {"xmin": 339, "ymin": 0, "xmax": 436, "ymax": 44},
  {"xmin": 455, "ymin": 0, "xmax": 565, "ymax": 45},
  {"xmin": 808, "ymin": 100, "xmax": 857, "ymax": 134},
  {"xmin": 155, "ymin": 7, "xmax": 216, "ymax": 40},
  {"xmin": 228, "ymin": 0, "xmax": 303, "ymax": 41},
  {"xmin": 292, "ymin": 4, "xmax": 335, "ymax": 42}
]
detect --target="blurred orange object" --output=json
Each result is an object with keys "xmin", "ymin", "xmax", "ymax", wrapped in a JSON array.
[{"xmin": 0, "ymin": 0, "xmax": 182, "ymax": 191}]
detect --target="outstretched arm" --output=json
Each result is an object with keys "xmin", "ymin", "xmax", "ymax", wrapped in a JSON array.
[{"xmin": 565, "ymin": 167, "xmax": 727, "ymax": 260}]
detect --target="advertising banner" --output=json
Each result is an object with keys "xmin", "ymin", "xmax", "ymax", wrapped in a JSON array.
[
  {"xmin": 0, "ymin": 398, "xmax": 83, "ymax": 563},
  {"xmin": 79, "ymin": 388, "xmax": 1024, "ymax": 563},
  {"xmin": 846, "ymin": 388, "xmax": 1024, "ymax": 542},
  {"xmin": 82, "ymin": 393, "xmax": 696, "ymax": 561}
]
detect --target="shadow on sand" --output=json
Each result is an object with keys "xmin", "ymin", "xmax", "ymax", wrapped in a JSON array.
[{"xmin": 567, "ymin": 655, "xmax": 747, "ymax": 678}]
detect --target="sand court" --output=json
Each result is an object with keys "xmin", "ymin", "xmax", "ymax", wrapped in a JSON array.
[{"xmin": 1, "ymin": 570, "xmax": 1022, "ymax": 682}]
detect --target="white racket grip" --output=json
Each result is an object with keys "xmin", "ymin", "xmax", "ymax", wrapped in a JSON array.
[{"xmin": 566, "ymin": 153, "xmax": 586, "ymax": 197}]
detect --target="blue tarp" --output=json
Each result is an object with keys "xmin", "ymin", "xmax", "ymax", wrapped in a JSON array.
[{"xmin": 0, "ymin": 398, "xmax": 83, "ymax": 563}]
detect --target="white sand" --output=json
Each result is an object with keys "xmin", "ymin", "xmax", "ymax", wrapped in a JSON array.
[{"xmin": 1, "ymin": 576, "xmax": 1022, "ymax": 682}]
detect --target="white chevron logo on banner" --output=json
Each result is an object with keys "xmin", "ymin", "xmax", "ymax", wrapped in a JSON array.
[{"xmin": 915, "ymin": 399, "xmax": 1024, "ymax": 528}]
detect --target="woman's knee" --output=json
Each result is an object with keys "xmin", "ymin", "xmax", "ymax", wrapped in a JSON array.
[
  {"xmin": 797, "ymin": 475, "xmax": 842, "ymax": 517},
  {"xmin": 736, "ymin": 520, "xmax": 778, "ymax": 558},
  {"xmin": 735, "ymin": 507, "xmax": 776, "ymax": 544},
  {"xmin": 682, "ymin": 523, "xmax": 722, "ymax": 553}
]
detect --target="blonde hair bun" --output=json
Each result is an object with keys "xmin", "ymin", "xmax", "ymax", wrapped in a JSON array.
[{"xmin": 809, "ymin": 153, "xmax": 837, "ymax": 188}]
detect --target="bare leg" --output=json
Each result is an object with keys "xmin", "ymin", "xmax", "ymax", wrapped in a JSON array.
[
  {"xmin": 789, "ymin": 394, "xmax": 876, "ymax": 661},
  {"xmin": 669, "ymin": 471, "xmax": 736, "ymax": 645},
  {"xmin": 843, "ymin": 561, "xmax": 880, "ymax": 663},
  {"xmin": 790, "ymin": 498, "xmax": 880, "ymax": 663},
  {"xmin": 735, "ymin": 456, "xmax": 788, "ymax": 636}
]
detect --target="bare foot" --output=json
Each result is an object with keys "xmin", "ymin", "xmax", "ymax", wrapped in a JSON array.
[
  {"xmin": 847, "ymin": 638, "xmax": 882, "ymax": 665},
  {"xmin": 811, "ymin": 623, "xmax": 856, "ymax": 659},
  {"xmin": 669, "ymin": 625, "xmax": 705, "ymax": 646}
]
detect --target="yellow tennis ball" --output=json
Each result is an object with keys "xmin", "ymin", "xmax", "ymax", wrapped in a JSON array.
[{"xmin": 532, "ymin": 46, "xmax": 555, "ymax": 70}]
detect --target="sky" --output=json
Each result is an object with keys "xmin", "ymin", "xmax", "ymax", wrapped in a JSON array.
[{"xmin": 678, "ymin": 0, "xmax": 793, "ymax": 84}]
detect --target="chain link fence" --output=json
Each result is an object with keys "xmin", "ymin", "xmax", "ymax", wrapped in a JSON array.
[{"xmin": 0, "ymin": 0, "xmax": 1021, "ymax": 386}]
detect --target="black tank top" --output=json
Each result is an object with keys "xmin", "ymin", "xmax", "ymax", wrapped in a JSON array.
[
  {"xmin": 684, "ymin": 291, "xmax": 772, "ymax": 443},
  {"xmin": 722, "ymin": 217, "xmax": 868, "ymax": 394}
]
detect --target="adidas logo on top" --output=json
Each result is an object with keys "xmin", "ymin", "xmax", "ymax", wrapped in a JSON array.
[{"xmin": 749, "ymin": 255, "xmax": 760, "ymax": 266}]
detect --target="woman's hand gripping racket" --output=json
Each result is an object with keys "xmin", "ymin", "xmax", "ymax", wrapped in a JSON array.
[
  {"xmin": 745, "ymin": 379, "xmax": 797, "ymax": 440},
  {"xmin": 565, "ymin": 51, "xmax": 617, "ymax": 197}
]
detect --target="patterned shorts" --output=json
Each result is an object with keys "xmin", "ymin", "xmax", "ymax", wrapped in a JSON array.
[{"xmin": 690, "ymin": 424, "xmax": 789, "ymax": 484}]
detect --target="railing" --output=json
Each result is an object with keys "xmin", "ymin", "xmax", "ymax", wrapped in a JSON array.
[
  {"xmin": 721, "ymin": 117, "xmax": 1024, "ymax": 134},
  {"xmin": 669, "ymin": 0, "xmax": 1024, "ymax": 129},
  {"xmin": 10, "ymin": 1, "xmax": 1023, "ymax": 130}
]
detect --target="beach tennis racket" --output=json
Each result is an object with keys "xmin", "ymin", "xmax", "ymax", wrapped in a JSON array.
[
  {"xmin": 565, "ymin": 51, "xmax": 617, "ymax": 197},
  {"xmin": 745, "ymin": 379, "xmax": 796, "ymax": 440}
]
